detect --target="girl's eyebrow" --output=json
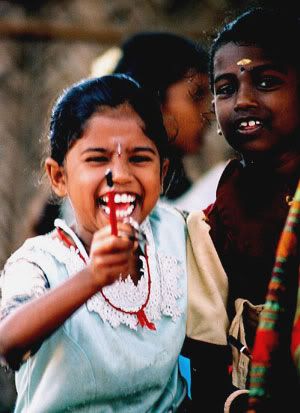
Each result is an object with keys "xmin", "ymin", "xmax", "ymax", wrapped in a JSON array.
[
  {"xmin": 132, "ymin": 147, "xmax": 156, "ymax": 154},
  {"xmin": 82, "ymin": 147, "xmax": 106, "ymax": 154},
  {"xmin": 81, "ymin": 147, "xmax": 157, "ymax": 154}
]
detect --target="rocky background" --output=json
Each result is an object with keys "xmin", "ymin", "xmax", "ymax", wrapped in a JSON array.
[{"xmin": 0, "ymin": 0, "xmax": 294, "ymax": 410}]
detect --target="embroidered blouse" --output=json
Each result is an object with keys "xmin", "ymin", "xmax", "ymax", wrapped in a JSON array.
[{"xmin": 0, "ymin": 203, "xmax": 188, "ymax": 413}]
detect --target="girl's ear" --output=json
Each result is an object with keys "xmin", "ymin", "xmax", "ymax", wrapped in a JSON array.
[
  {"xmin": 161, "ymin": 158, "xmax": 170, "ymax": 183},
  {"xmin": 45, "ymin": 157, "xmax": 67, "ymax": 197}
]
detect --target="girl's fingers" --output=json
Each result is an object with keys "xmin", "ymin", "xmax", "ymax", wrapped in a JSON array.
[
  {"xmin": 93, "ymin": 223, "xmax": 138, "ymax": 241},
  {"xmin": 89, "ymin": 222, "xmax": 140, "ymax": 287},
  {"xmin": 91, "ymin": 224, "xmax": 138, "ymax": 255},
  {"xmin": 89, "ymin": 252, "xmax": 133, "ymax": 287},
  {"xmin": 92, "ymin": 251, "xmax": 132, "ymax": 267},
  {"xmin": 90, "ymin": 236, "xmax": 133, "ymax": 256}
]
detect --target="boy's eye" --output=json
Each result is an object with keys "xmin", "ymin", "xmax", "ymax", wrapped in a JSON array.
[
  {"xmin": 256, "ymin": 75, "xmax": 283, "ymax": 89},
  {"xmin": 215, "ymin": 82, "xmax": 236, "ymax": 96}
]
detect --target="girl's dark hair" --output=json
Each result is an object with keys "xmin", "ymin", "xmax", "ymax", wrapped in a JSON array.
[
  {"xmin": 209, "ymin": 7, "xmax": 300, "ymax": 89},
  {"xmin": 49, "ymin": 74, "xmax": 169, "ymax": 165},
  {"xmin": 113, "ymin": 31, "xmax": 208, "ymax": 102}
]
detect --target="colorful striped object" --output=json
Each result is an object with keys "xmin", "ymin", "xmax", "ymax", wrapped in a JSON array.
[{"xmin": 248, "ymin": 180, "xmax": 300, "ymax": 411}]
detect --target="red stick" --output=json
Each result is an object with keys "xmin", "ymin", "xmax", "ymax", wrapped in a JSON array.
[
  {"xmin": 107, "ymin": 191, "xmax": 118, "ymax": 236},
  {"xmin": 105, "ymin": 170, "xmax": 118, "ymax": 236}
]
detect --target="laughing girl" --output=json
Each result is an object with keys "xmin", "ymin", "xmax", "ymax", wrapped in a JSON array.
[{"xmin": 0, "ymin": 75, "xmax": 189, "ymax": 412}]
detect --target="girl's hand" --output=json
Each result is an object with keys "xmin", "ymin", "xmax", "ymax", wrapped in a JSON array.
[{"xmin": 88, "ymin": 222, "xmax": 138, "ymax": 288}]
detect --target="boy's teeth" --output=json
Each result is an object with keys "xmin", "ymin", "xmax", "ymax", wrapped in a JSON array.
[
  {"xmin": 104, "ymin": 206, "xmax": 110, "ymax": 215},
  {"xmin": 240, "ymin": 120, "xmax": 261, "ymax": 128}
]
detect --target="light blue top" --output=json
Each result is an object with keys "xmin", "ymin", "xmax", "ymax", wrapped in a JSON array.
[{"xmin": 2, "ymin": 203, "xmax": 187, "ymax": 413}]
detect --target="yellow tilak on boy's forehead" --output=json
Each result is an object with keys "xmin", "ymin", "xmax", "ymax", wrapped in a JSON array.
[{"xmin": 237, "ymin": 58, "xmax": 252, "ymax": 66}]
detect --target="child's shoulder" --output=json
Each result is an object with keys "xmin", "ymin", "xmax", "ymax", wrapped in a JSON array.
[
  {"xmin": 153, "ymin": 200, "xmax": 188, "ymax": 224},
  {"xmin": 4, "ymin": 233, "xmax": 55, "ymax": 267}
]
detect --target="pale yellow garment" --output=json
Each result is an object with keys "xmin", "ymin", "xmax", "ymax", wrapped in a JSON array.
[
  {"xmin": 185, "ymin": 210, "xmax": 265, "ymax": 392},
  {"xmin": 229, "ymin": 299, "xmax": 264, "ymax": 389},
  {"xmin": 186, "ymin": 210, "xmax": 229, "ymax": 345}
]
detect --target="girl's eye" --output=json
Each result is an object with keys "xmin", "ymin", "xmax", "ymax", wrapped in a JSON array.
[
  {"xmin": 130, "ymin": 155, "xmax": 152, "ymax": 163},
  {"xmin": 86, "ymin": 156, "xmax": 109, "ymax": 163},
  {"xmin": 189, "ymin": 86, "xmax": 206, "ymax": 101}
]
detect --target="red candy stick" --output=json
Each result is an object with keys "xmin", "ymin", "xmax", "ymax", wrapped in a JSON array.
[{"xmin": 105, "ymin": 170, "xmax": 118, "ymax": 236}]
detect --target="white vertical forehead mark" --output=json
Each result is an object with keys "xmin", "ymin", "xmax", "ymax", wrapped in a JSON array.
[{"xmin": 117, "ymin": 142, "xmax": 122, "ymax": 157}]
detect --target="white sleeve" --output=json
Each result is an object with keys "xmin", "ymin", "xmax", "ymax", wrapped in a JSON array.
[{"xmin": 0, "ymin": 259, "xmax": 49, "ymax": 320}]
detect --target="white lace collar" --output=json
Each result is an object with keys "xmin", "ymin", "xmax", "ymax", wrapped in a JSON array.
[{"xmin": 52, "ymin": 218, "xmax": 184, "ymax": 330}]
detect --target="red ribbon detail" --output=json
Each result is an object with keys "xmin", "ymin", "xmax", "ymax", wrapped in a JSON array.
[{"xmin": 137, "ymin": 309, "xmax": 156, "ymax": 330}]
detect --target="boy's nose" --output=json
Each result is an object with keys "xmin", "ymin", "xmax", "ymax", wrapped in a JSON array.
[{"xmin": 234, "ymin": 83, "xmax": 258, "ymax": 111}]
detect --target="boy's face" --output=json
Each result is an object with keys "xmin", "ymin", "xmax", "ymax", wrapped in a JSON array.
[
  {"xmin": 49, "ymin": 108, "xmax": 168, "ymax": 246},
  {"xmin": 212, "ymin": 42, "xmax": 300, "ymax": 158}
]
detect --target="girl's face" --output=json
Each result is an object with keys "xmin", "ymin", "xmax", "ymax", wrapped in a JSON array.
[
  {"xmin": 47, "ymin": 108, "xmax": 168, "ymax": 246},
  {"xmin": 213, "ymin": 42, "xmax": 300, "ymax": 158},
  {"xmin": 162, "ymin": 72, "xmax": 210, "ymax": 154}
]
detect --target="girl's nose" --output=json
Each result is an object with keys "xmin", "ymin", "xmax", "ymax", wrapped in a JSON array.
[
  {"xmin": 234, "ymin": 82, "xmax": 258, "ymax": 112},
  {"xmin": 111, "ymin": 159, "xmax": 132, "ymax": 184}
]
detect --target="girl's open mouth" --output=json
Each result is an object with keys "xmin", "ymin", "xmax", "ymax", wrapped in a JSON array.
[{"xmin": 97, "ymin": 192, "xmax": 137, "ymax": 218}]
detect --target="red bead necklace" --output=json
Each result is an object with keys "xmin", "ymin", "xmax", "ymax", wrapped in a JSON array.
[{"xmin": 56, "ymin": 227, "xmax": 156, "ymax": 330}]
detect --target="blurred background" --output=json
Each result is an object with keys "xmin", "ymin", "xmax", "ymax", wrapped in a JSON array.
[{"xmin": 0, "ymin": 0, "xmax": 296, "ymax": 411}]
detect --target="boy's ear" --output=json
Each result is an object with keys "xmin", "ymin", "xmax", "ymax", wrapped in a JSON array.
[
  {"xmin": 211, "ymin": 99, "xmax": 216, "ymax": 113},
  {"xmin": 45, "ymin": 157, "xmax": 67, "ymax": 197}
]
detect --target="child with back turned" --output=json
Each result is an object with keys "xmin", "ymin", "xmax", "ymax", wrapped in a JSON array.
[
  {"xmin": 205, "ymin": 6, "xmax": 300, "ymax": 411},
  {"xmin": 112, "ymin": 31, "xmax": 227, "ymax": 208},
  {"xmin": 0, "ymin": 74, "xmax": 190, "ymax": 412}
]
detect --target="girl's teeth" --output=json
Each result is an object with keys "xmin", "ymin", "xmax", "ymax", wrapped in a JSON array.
[
  {"xmin": 127, "ymin": 204, "xmax": 134, "ymax": 215},
  {"xmin": 116, "ymin": 205, "xmax": 134, "ymax": 218},
  {"xmin": 248, "ymin": 120, "xmax": 256, "ymax": 127},
  {"xmin": 114, "ymin": 193, "xmax": 134, "ymax": 203},
  {"xmin": 101, "ymin": 204, "xmax": 134, "ymax": 218},
  {"xmin": 115, "ymin": 194, "xmax": 122, "ymax": 203}
]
